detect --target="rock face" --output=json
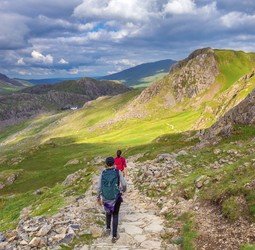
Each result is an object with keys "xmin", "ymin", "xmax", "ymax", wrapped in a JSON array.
[
  {"xmin": 133, "ymin": 48, "xmax": 219, "ymax": 107},
  {"xmin": 169, "ymin": 48, "xmax": 219, "ymax": 102},
  {"xmin": 203, "ymin": 87, "xmax": 255, "ymax": 139},
  {"xmin": 0, "ymin": 77, "xmax": 130, "ymax": 127}
]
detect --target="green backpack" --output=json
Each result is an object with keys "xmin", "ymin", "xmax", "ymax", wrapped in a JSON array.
[{"xmin": 101, "ymin": 168, "xmax": 120, "ymax": 200}]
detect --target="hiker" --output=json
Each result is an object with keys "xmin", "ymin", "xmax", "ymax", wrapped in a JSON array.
[
  {"xmin": 97, "ymin": 157, "xmax": 127, "ymax": 243},
  {"xmin": 114, "ymin": 150, "xmax": 128, "ymax": 178}
]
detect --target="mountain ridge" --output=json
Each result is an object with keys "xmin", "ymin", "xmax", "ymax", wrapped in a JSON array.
[
  {"xmin": 0, "ymin": 78, "xmax": 130, "ymax": 127},
  {"xmin": 99, "ymin": 59, "xmax": 176, "ymax": 87},
  {"xmin": 0, "ymin": 73, "xmax": 31, "ymax": 94}
]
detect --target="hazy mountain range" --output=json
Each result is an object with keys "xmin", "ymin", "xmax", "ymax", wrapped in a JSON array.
[{"xmin": 3, "ymin": 59, "xmax": 176, "ymax": 88}]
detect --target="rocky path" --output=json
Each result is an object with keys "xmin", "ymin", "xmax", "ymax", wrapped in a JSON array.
[
  {"xmin": 82, "ymin": 162, "xmax": 170, "ymax": 250},
  {"xmin": 0, "ymin": 160, "xmax": 175, "ymax": 249}
]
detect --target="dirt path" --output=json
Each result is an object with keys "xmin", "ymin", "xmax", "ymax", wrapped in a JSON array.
[{"xmin": 82, "ymin": 162, "xmax": 171, "ymax": 250}]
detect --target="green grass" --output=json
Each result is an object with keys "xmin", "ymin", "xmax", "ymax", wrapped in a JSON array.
[
  {"xmin": 0, "ymin": 192, "xmax": 35, "ymax": 231},
  {"xmin": 214, "ymin": 49, "xmax": 255, "ymax": 91},
  {"xmin": 241, "ymin": 244, "xmax": 255, "ymax": 250},
  {"xmin": 0, "ymin": 162, "xmax": 94, "ymax": 231},
  {"xmin": 60, "ymin": 233, "xmax": 93, "ymax": 249},
  {"xmin": 179, "ymin": 213, "xmax": 197, "ymax": 250}
]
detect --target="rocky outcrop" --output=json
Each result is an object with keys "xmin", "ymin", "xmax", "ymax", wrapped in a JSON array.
[
  {"xmin": 133, "ymin": 48, "xmax": 219, "ymax": 107},
  {"xmin": 202, "ymin": 87, "xmax": 255, "ymax": 139},
  {"xmin": 0, "ymin": 171, "xmax": 20, "ymax": 190}
]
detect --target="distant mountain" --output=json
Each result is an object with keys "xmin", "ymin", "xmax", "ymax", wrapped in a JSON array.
[
  {"xmin": 99, "ymin": 59, "xmax": 176, "ymax": 87},
  {"xmin": 0, "ymin": 78, "xmax": 130, "ymax": 126},
  {"xmin": 21, "ymin": 77, "xmax": 80, "ymax": 85},
  {"xmin": 0, "ymin": 73, "xmax": 31, "ymax": 94},
  {"xmin": 0, "ymin": 73, "xmax": 23, "ymax": 86}
]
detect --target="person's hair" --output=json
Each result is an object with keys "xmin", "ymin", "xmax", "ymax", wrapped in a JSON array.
[
  {"xmin": 105, "ymin": 157, "xmax": 115, "ymax": 166},
  {"xmin": 116, "ymin": 150, "xmax": 122, "ymax": 157}
]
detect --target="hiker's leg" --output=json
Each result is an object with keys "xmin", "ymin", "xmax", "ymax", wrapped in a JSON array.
[
  {"xmin": 106, "ymin": 212, "xmax": 111, "ymax": 229},
  {"xmin": 112, "ymin": 198, "xmax": 121, "ymax": 237}
]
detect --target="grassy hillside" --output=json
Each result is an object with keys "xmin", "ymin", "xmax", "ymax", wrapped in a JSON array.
[
  {"xmin": 214, "ymin": 49, "xmax": 255, "ymax": 90},
  {"xmin": 0, "ymin": 48, "xmax": 255, "ymax": 237}
]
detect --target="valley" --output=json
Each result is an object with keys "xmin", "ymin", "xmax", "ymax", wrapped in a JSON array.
[{"xmin": 0, "ymin": 48, "xmax": 254, "ymax": 249}]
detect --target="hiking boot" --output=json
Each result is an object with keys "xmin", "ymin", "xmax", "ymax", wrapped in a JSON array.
[
  {"xmin": 111, "ymin": 235, "xmax": 120, "ymax": 243},
  {"xmin": 103, "ymin": 228, "xmax": 111, "ymax": 237}
]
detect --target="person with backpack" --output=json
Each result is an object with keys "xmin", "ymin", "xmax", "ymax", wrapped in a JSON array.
[
  {"xmin": 97, "ymin": 156, "xmax": 127, "ymax": 243},
  {"xmin": 114, "ymin": 150, "xmax": 128, "ymax": 178}
]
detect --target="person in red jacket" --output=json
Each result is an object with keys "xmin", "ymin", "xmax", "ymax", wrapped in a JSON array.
[{"xmin": 114, "ymin": 150, "xmax": 128, "ymax": 177}]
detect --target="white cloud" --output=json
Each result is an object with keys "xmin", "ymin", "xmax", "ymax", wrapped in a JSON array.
[
  {"xmin": 69, "ymin": 68, "xmax": 79, "ymax": 74},
  {"xmin": 163, "ymin": 0, "xmax": 217, "ymax": 16},
  {"xmin": 31, "ymin": 50, "xmax": 53, "ymax": 64},
  {"xmin": 164, "ymin": 0, "xmax": 196, "ymax": 15},
  {"xmin": 17, "ymin": 58, "xmax": 25, "ymax": 65},
  {"xmin": 59, "ymin": 58, "xmax": 69, "ymax": 64},
  {"xmin": 73, "ymin": 0, "xmax": 153, "ymax": 22},
  {"xmin": 37, "ymin": 15, "xmax": 96, "ymax": 32},
  {"xmin": 221, "ymin": 11, "xmax": 255, "ymax": 28},
  {"xmin": 117, "ymin": 59, "xmax": 136, "ymax": 67},
  {"xmin": 18, "ymin": 69, "xmax": 31, "ymax": 75}
]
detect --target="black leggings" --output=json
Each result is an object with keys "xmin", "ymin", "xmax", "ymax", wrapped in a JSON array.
[{"xmin": 106, "ymin": 198, "xmax": 122, "ymax": 237}]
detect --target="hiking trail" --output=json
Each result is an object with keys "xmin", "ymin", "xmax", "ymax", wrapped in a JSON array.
[{"xmin": 82, "ymin": 161, "xmax": 171, "ymax": 250}]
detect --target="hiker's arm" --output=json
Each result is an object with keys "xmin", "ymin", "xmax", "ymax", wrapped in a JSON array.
[
  {"xmin": 97, "ymin": 173, "xmax": 102, "ymax": 204},
  {"xmin": 119, "ymin": 171, "xmax": 127, "ymax": 193},
  {"xmin": 123, "ymin": 158, "xmax": 128, "ymax": 177}
]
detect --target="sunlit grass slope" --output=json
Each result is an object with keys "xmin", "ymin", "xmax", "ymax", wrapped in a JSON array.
[{"xmin": 214, "ymin": 49, "xmax": 255, "ymax": 90}]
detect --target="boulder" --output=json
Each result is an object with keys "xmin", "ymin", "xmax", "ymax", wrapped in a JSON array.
[
  {"xmin": 62, "ymin": 169, "xmax": 85, "ymax": 186},
  {"xmin": 0, "ymin": 233, "xmax": 6, "ymax": 242},
  {"xmin": 140, "ymin": 240, "xmax": 161, "ymax": 249},
  {"xmin": 64, "ymin": 159, "xmax": 80, "ymax": 166},
  {"xmin": 213, "ymin": 149, "xmax": 221, "ymax": 155},
  {"xmin": 92, "ymin": 156, "xmax": 105, "ymax": 165},
  {"xmin": 6, "ymin": 173, "xmax": 17, "ymax": 185},
  {"xmin": 157, "ymin": 153, "xmax": 172, "ymax": 161},
  {"xmin": 195, "ymin": 175, "xmax": 207, "ymax": 189},
  {"xmin": 90, "ymin": 226, "xmax": 102, "ymax": 238},
  {"xmin": 20, "ymin": 240, "xmax": 28, "ymax": 245},
  {"xmin": 37, "ymin": 224, "xmax": 51, "ymax": 237},
  {"xmin": 177, "ymin": 150, "xmax": 188, "ymax": 156},
  {"xmin": 29, "ymin": 237, "xmax": 42, "ymax": 247},
  {"xmin": 0, "ymin": 242, "xmax": 8, "ymax": 250},
  {"xmin": 52, "ymin": 233, "xmax": 66, "ymax": 242}
]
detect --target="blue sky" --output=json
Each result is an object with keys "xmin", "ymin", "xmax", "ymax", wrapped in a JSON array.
[{"xmin": 0, "ymin": 0, "xmax": 255, "ymax": 79}]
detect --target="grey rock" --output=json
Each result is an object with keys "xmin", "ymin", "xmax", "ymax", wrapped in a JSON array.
[
  {"xmin": 0, "ymin": 233, "xmax": 6, "ymax": 242},
  {"xmin": 37, "ymin": 224, "xmax": 51, "ymax": 237}
]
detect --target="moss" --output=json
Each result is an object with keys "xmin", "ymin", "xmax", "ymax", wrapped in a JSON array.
[
  {"xmin": 60, "ymin": 233, "xmax": 93, "ymax": 249},
  {"xmin": 179, "ymin": 213, "xmax": 197, "ymax": 250},
  {"xmin": 222, "ymin": 196, "xmax": 244, "ymax": 221}
]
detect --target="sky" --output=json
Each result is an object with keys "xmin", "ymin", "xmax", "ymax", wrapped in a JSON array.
[{"xmin": 0, "ymin": 0, "xmax": 255, "ymax": 79}]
